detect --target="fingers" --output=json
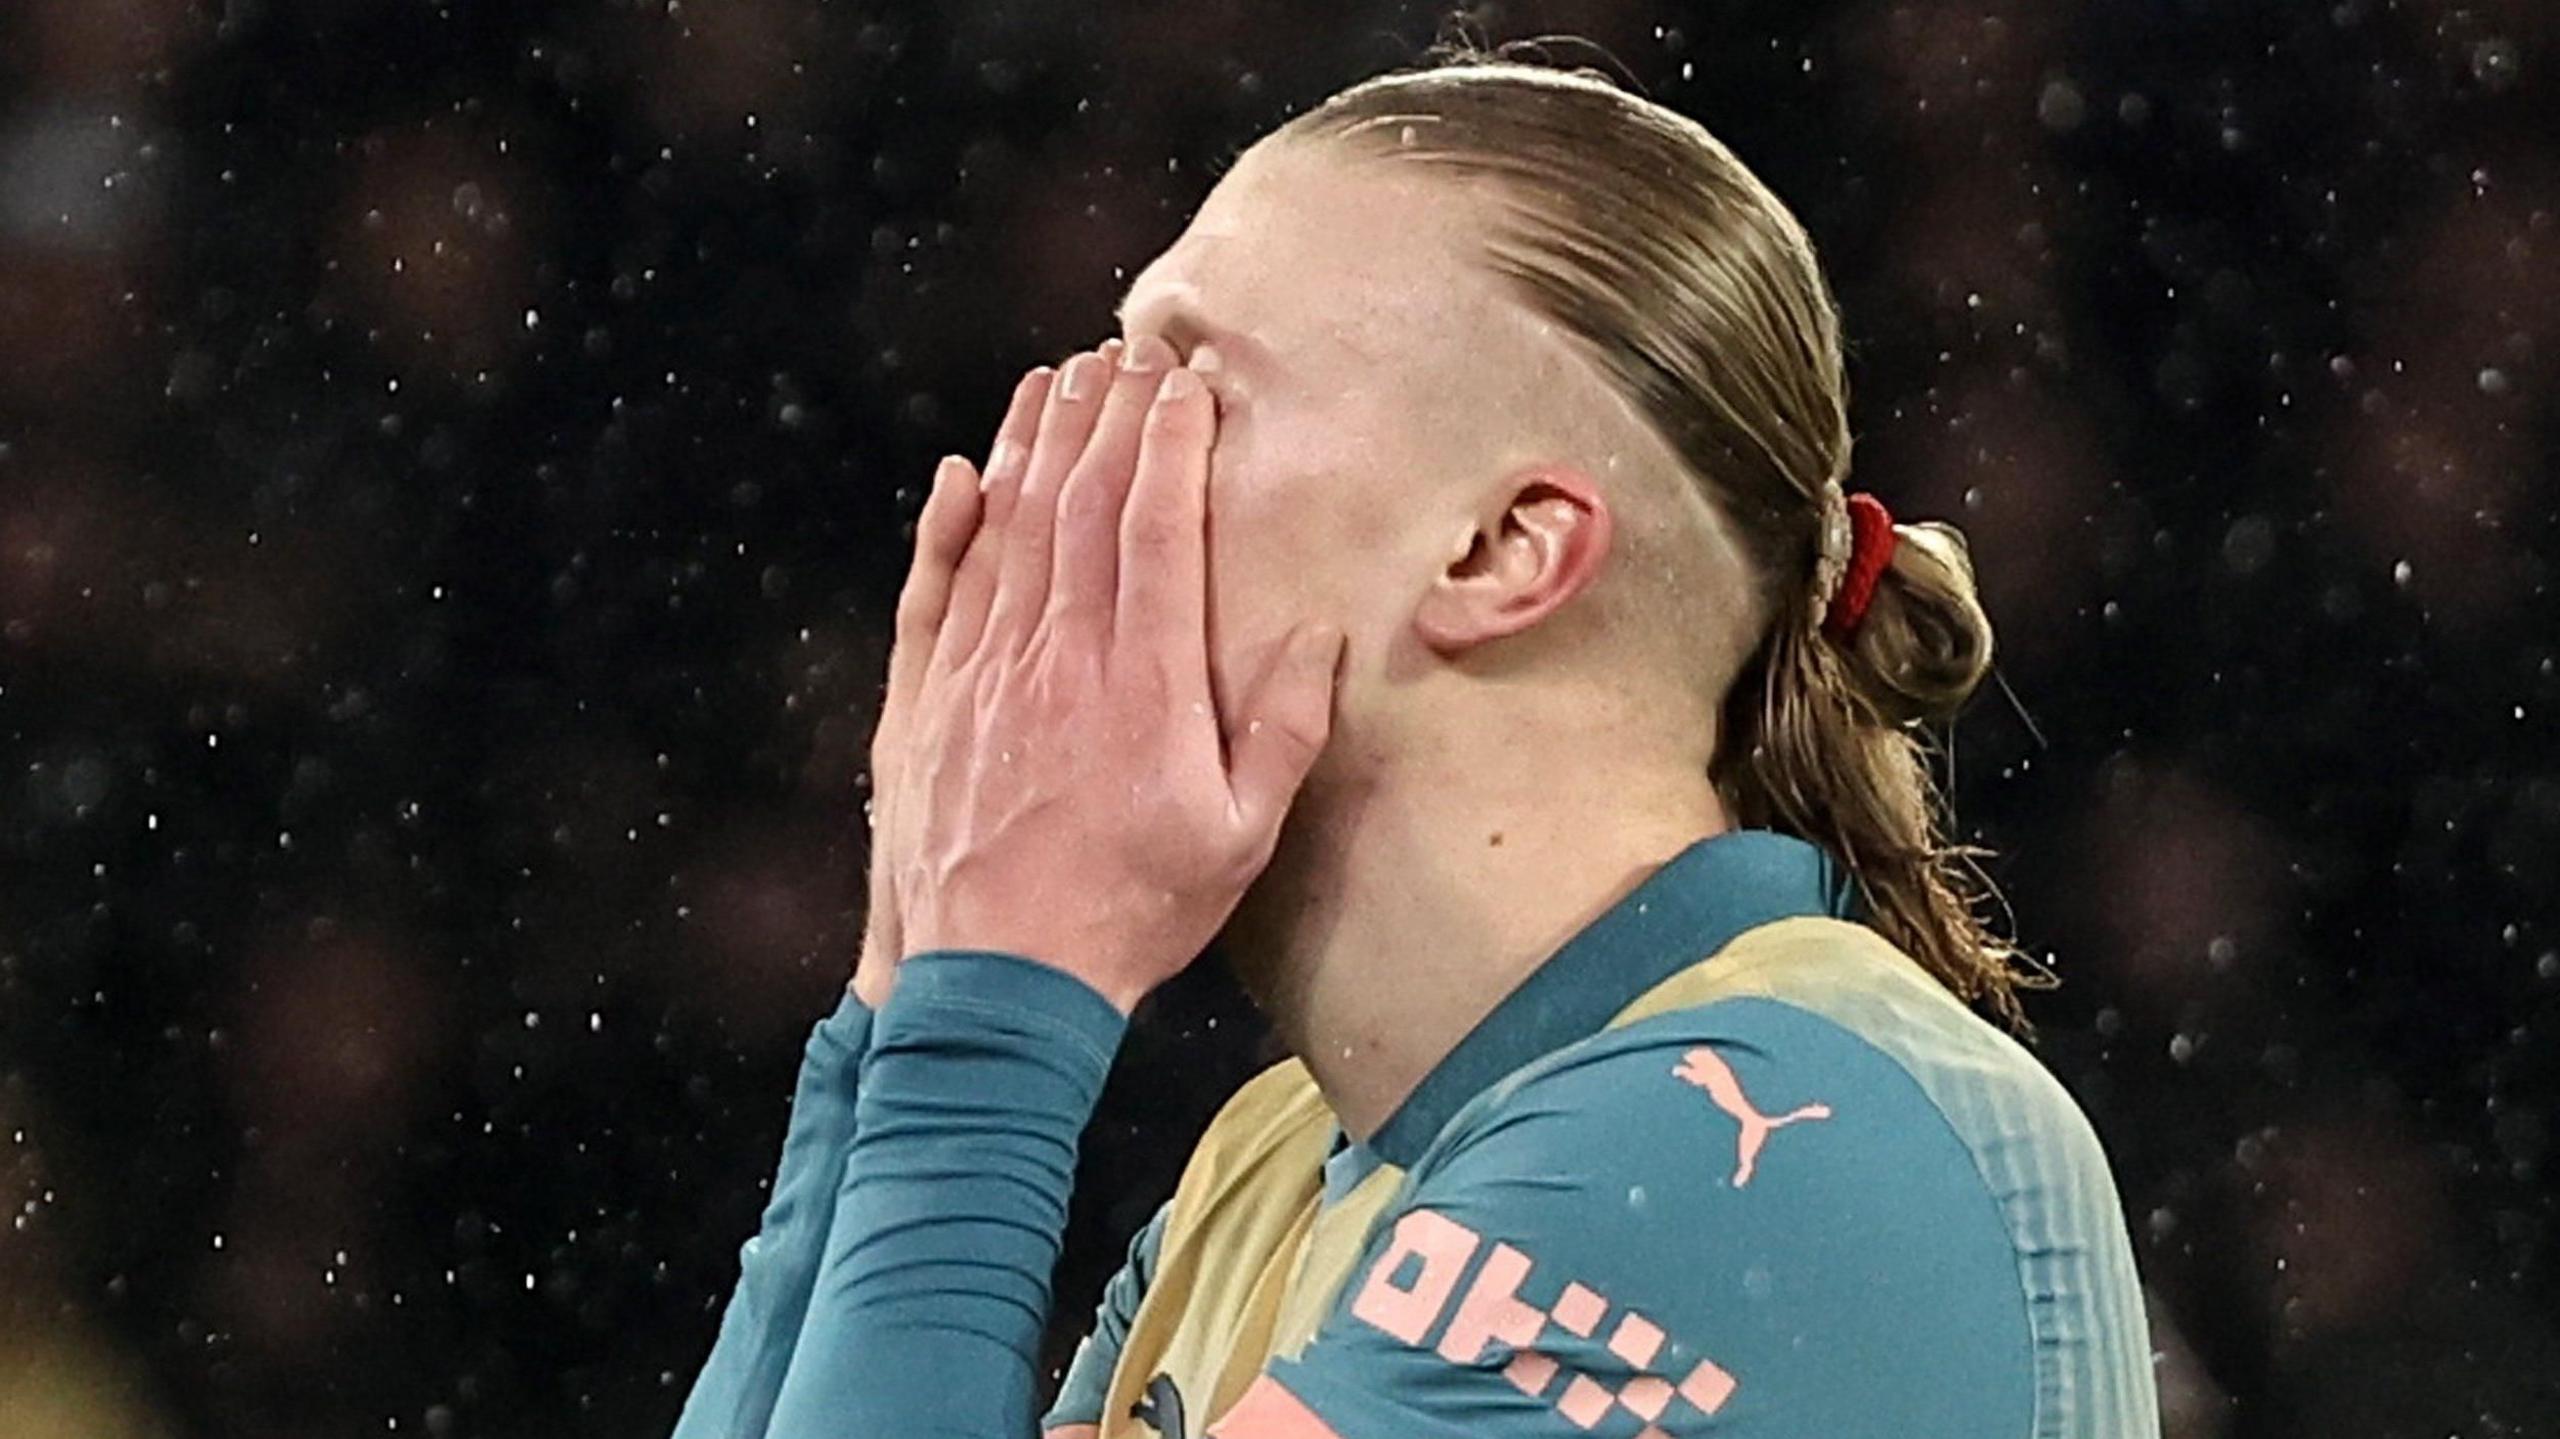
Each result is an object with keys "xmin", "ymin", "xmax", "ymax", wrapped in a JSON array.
[
  {"xmin": 886, "ymin": 453, "xmax": 984, "ymax": 716},
  {"xmin": 979, "ymin": 348, "xmax": 1115, "ymax": 658},
  {"xmin": 1048, "ymin": 335, "xmax": 1184, "ymax": 640},
  {"xmin": 1224, "ymin": 623, "xmax": 1345, "ymax": 845},
  {"xmin": 1114, "ymin": 360, "xmax": 1217, "ymax": 697},
  {"xmin": 936, "ymin": 363, "xmax": 1059, "ymax": 668}
]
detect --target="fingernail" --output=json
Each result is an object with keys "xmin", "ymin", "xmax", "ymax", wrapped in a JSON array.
[
  {"xmin": 935, "ymin": 454, "xmax": 965, "ymax": 486},
  {"xmin": 982, "ymin": 438, "xmax": 1018, "ymax": 489},
  {"xmin": 1157, "ymin": 367, "xmax": 1201, "ymax": 403},
  {"xmin": 1061, "ymin": 353, "xmax": 1103, "ymax": 401},
  {"xmin": 1120, "ymin": 334, "xmax": 1175, "ymax": 373},
  {"xmin": 1188, "ymin": 342, "xmax": 1225, "ymax": 376}
]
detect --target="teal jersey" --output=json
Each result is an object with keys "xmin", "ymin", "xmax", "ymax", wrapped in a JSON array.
[
  {"xmin": 1052, "ymin": 832, "xmax": 2160, "ymax": 1439},
  {"xmin": 675, "ymin": 830, "xmax": 2157, "ymax": 1439}
]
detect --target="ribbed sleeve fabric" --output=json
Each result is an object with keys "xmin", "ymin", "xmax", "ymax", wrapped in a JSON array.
[
  {"xmin": 673, "ymin": 988, "xmax": 875, "ymax": 1439},
  {"xmin": 766, "ymin": 950, "xmax": 1127, "ymax": 1439}
]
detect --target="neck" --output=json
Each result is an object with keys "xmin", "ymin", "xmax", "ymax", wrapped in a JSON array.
[{"xmin": 1221, "ymin": 725, "xmax": 1732, "ymax": 1143}]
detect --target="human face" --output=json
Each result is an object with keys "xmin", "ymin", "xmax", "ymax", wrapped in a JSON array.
[{"xmin": 1111, "ymin": 138, "xmax": 1550, "ymax": 730}]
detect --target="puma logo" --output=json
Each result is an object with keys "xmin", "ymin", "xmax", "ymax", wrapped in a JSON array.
[
  {"xmin": 1671, "ymin": 1046, "xmax": 1833, "ymax": 1188},
  {"xmin": 1131, "ymin": 1372, "xmax": 1189, "ymax": 1439}
]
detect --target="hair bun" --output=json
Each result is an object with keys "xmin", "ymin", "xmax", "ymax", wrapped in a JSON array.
[{"xmin": 1833, "ymin": 519, "xmax": 1995, "ymax": 727}]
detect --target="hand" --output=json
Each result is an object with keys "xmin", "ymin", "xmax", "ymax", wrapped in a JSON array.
[
  {"xmin": 851, "ymin": 348, "xmax": 1100, "ymax": 1005},
  {"xmin": 887, "ymin": 334, "xmax": 1345, "ymax": 1013}
]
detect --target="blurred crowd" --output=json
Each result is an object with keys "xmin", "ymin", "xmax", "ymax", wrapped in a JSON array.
[{"xmin": 2, "ymin": 1, "xmax": 2556, "ymax": 1435}]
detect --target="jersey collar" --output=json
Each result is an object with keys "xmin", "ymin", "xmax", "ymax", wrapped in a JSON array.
[{"xmin": 1358, "ymin": 826, "xmax": 1856, "ymax": 1169}]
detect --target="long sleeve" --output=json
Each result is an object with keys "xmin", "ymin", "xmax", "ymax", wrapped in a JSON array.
[
  {"xmin": 672, "ymin": 988, "xmax": 876, "ymax": 1439},
  {"xmin": 767, "ymin": 950, "xmax": 1128, "ymax": 1439},
  {"xmin": 1042, "ymin": 1199, "xmax": 1172, "ymax": 1431}
]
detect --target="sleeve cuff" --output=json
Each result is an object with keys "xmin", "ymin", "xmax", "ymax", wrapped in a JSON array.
[
  {"xmin": 811, "ymin": 984, "xmax": 874, "ymax": 1063},
  {"xmin": 883, "ymin": 949, "xmax": 1129, "ymax": 1070}
]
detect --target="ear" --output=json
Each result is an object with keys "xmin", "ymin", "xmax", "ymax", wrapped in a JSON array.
[{"xmin": 1412, "ymin": 465, "xmax": 1615, "ymax": 656}]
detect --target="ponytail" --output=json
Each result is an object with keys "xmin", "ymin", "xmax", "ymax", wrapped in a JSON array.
[{"xmin": 1718, "ymin": 519, "xmax": 2055, "ymax": 1032}]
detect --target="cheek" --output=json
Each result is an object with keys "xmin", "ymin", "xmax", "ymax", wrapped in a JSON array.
[
  {"xmin": 1205, "ymin": 435, "xmax": 1305, "ymax": 633},
  {"xmin": 1202, "ymin": 421, "xmax": 1365, "ymax": 708}
]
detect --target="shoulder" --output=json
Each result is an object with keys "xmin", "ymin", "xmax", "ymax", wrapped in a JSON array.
[
  {"xmin": 1416, "ymin": 988, "xmax": 1988, "ymax": 1229},
  {"xmin": 1420, "ymin": 914, "xmax": 2114, "ymax": 1224},
  {"xmin": 1276, "ymin": 986, "xmax": 2039, "ymax": 1436},
  {"xmin": 1378, "ymin": 943, "xmax": 2052, "ymax": 1371},
  {"xmin": 1595, "ymin": 914, "xmax": 2114, "ymax": 1185}
]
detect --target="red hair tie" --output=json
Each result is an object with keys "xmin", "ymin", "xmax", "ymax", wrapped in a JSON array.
[{"xmin": 1821, "ymin": 492, "xmax": 1897, "ymax": 639}]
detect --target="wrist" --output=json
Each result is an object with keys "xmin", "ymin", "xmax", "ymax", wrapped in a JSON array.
[
  {"xmin": 901, "ymin": 916, "xmax": 1159, "ymax": 1016},
  {"xmin": 881, "ymin": 949, "xmax": 1133, "ymax": 1059},
  {"xmin": 850, "ymin": 952, "xmax": 893, "ymax": 1009}
]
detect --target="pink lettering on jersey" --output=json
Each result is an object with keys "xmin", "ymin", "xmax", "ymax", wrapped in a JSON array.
[
  {"xmin": 1436, "ymin": 1242, "xmax": 1543, "ymax": 1364},
  {"xmin": 1503, "ymin": 1348, "xmax": 1560, "ymax": 1397},
  {"xmin": 1617, "ymin": 1374, "xmax": 1674, "ymax": 1422},
  {"xmin": 1348, "ymin": 1208, "xmax": 1478, "ymax": 1345},
  {"xmin": 1670, "ymin": 1045, "xmax": 1834, "ymax": 1188},
  {"xmin": 1606, "ymin": 1312, "xmax": 1664, "ymax": 1368},
  {"xmin": 1551, "ymin": 1281, "xmax": 1606, "ymax": 1337},
  {"xmin": 1557, "ymin": 1375, "xmax": 1614, "ymax": 1428},
  {"xmin": 1677, "ymin": 1355, "xmax": 1740, "ymax": 1415},
  {"xmin": 1339, "ymin": 1209, "xmax": 1743, "ymax": 1432},
  {"xmin": 1209, "ymin": 1376, "xmax": 1343, "ymax": 1439}
]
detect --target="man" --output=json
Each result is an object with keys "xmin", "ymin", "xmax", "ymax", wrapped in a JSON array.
[{"xmin": 674, "ymin": 56, "xmax": 2157, "ymax": 1439}]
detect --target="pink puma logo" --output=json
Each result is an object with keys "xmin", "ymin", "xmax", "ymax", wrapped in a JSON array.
[{"xmin": 1671, "ymin": 1047, "xmax": 1833, "ymax": 1188}]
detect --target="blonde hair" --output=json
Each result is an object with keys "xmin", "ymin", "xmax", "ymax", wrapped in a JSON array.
[{"xmin": 1276, "ymin": 43, "xmax": 2056, "ymax": 1032}]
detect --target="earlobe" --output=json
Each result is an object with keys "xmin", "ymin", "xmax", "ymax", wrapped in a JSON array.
[{"xmin": 1411, "ymin": 468, "xmax": 1613, "ymax": 656}]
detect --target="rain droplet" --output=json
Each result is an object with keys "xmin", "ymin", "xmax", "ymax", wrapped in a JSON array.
[
  {"xmin": 2036, "ymin": 79, "xmax": 2087, "ymax": 132},
  {"xmin": 2470, "ymin": 37, "xmax": 2521, "ymax": 92}
]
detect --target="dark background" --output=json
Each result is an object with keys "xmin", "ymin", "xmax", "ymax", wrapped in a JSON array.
[{"xmin": 3, "ymin": 1, "xmax": 2556, "ymax": 1435}]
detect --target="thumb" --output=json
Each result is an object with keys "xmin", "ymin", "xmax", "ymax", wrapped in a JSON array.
[{"xmin": 1225, "ymin": 623, "xmax": 1345, "ymax": 843}]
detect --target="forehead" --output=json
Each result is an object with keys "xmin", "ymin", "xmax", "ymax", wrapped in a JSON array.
[{"xmin": 1119, "ymin": 144, "xmax": 1501, "ymax": 367}]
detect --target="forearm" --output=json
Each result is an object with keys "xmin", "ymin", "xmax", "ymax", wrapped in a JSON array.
[
  {"xmin": 673, "ymin": 987, "xmax": 875, "ymax": 1439},
  {"xmin": 768, "ymin": 951, "xmax": 1127, "ymax": 1439}
]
